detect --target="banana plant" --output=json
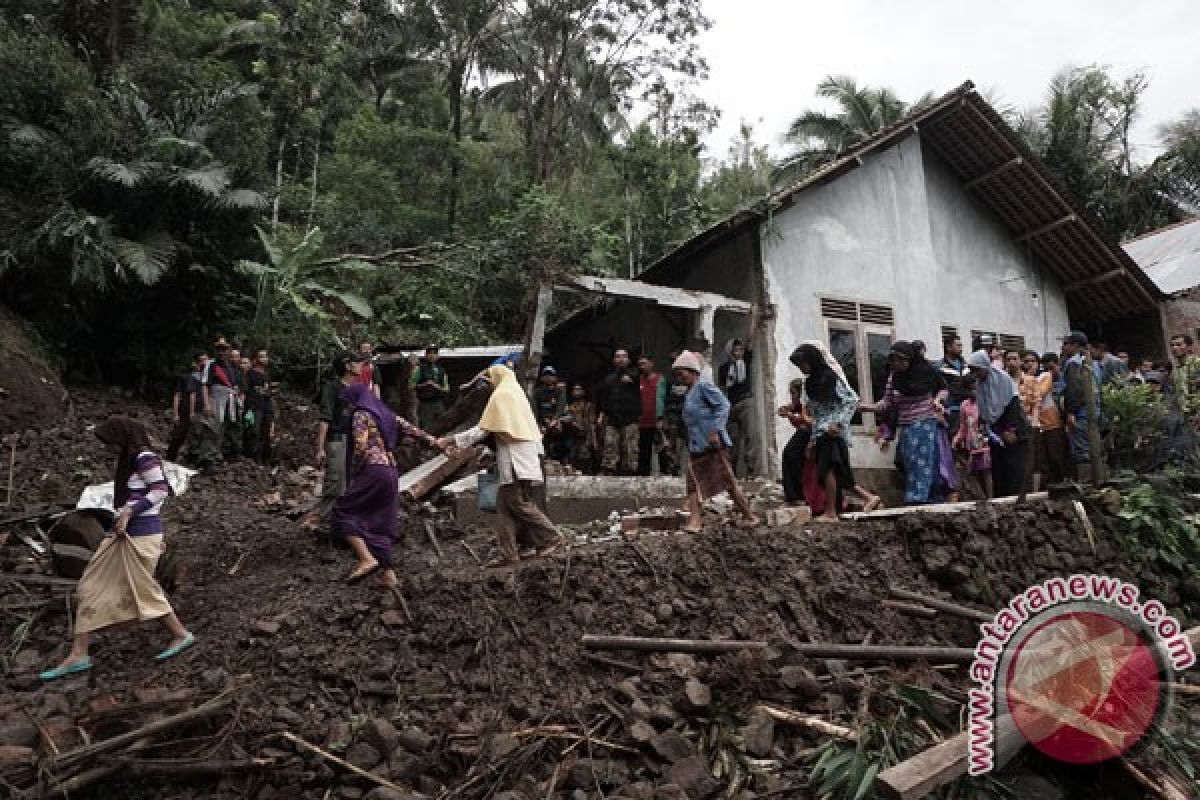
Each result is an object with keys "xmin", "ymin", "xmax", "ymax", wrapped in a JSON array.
[{"xmin": 236, "ymin": 225, "xmax": 375, "ymax": 346}]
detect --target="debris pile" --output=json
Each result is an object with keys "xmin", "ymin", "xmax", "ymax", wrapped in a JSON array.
[{"xmin": 2, "ymin": 393, "xmax": 1198, "ymax": 799}]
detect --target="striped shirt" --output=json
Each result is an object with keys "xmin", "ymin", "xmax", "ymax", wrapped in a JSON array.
[
  {"xmin": 124, "ymin": 451, "xmax": 170, "ymax": 536},
  {"xmin": 875, "ymin": 377, "xmax": 948, "ymax": 427}
]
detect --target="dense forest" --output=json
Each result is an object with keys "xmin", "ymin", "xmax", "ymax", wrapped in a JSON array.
[{"xmin": 1, "ymin": 2, "xmax": 1198, "ymax": 390}]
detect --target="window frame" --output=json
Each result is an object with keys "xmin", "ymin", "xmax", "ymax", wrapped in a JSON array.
[{"xmin": 823, "ymin": 316, "xmax": 896, "ymax": 432}]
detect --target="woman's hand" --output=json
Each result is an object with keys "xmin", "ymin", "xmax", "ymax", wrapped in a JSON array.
[
  {"xmin": 826, "ymin": 422, "xmax": 840, "ymax": 436},
  {"xmin": 1002, "ymin": 430, "xmax": 1017, "ymax": 446},
  {"xmin": 112, "ymin": 509, "xmax": 132, "ymax": 537},
  {"xmin": 707, "ymin": 430, "xmax": 721, "ymax": 448},
  {"xmin": 435, "ymin": 436, "xmax": 457, "ymax": 455}
]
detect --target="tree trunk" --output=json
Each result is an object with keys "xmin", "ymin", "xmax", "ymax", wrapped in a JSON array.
[
  {"xmin": 446, "ymin": 60, "xmax": 467, "ymax": 231},
  {"xmin": 307, "ymin": 135, "xmax": 320, "ymax": 232},
  {"xmin": 271, "ymin": 129, "xmax": 288, "ymax": 233}
]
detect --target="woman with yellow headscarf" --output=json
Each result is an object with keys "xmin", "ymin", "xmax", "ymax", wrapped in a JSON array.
[{"xmin": 438, "ymin": 365, "xmax": 564, "ymax": 566}]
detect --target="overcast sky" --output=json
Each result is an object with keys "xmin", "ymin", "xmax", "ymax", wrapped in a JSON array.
[{"xmin": 697, "ymin": 0, "xmax": 1199, "ymax": 163}]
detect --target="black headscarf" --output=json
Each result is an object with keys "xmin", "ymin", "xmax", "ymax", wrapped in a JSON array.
[
  {"xmin": 95, "ymin": 417, "xmax": 153, "ymax": 507},
  {"xmin": 890, "ymin": 341, "xmax": 945, "ymax": 397},
  {"xmin": 790, "ymin": 344, "xmax": 837, "ymax": 403}
]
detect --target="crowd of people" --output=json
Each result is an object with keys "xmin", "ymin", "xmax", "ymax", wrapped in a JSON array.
[
  {"xmin": 779, "ymin": 328, "xmax": 1200, "ymax": 518},
  {"xmin": 38, "ymin": 321, "xmax": 1200, "ymax": 679}
]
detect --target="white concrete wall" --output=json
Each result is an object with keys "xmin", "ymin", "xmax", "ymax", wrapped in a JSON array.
[{"xmin": 762, "ymin": 135, "xmax": 1070, "ymax": 471}]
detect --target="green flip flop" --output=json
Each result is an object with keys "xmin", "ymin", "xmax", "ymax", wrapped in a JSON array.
[
  {"xmin": 155, "ymin": 632, "xmax": 197, "ymax": 662},
  {"xmin": 39, "ymin": 656, "xmax": 93, "ymax": 681}
]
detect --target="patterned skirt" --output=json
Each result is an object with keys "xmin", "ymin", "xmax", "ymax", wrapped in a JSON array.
[{"xmin": 897, "ymin": 418, "xmax": 956, "ymax": 504}]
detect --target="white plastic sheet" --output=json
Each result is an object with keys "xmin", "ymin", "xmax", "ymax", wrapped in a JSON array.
[{"xmin": 75, "ymin": 461, "xmax": 197, "ymax": 512}]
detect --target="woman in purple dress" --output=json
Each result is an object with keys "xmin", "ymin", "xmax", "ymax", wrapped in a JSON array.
[{"xmin": 334, "ymin": 384, "xmax": 440, "ymax": 587}]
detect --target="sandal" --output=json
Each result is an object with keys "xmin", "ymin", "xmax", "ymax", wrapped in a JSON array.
[
  {"xmin": 39, "ymin": 656, "xmax": 93, "ymax": 681},
  {"xmin": 155, "ymin": 632, "xmax": 197, "ymax": 662}
]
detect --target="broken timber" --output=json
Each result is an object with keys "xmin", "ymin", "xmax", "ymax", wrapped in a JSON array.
[
  {"xmin": 791, "ymin": 643, "xmax": 976, "ymax": 663},
  {"xmin": 875, "ymin": 714, "xmax": 1020, "ymax": 800},
  {"xmin": 840, "ymin": 491, "xmax": 1048, "ymax": 520},
  {"xmin": 399, "ymin": 446, "xmax": 480, "ymax": 501},
  {"xmin": 582, "ymin": 635, "xmax": 767, "ymax": 654},
  {"xmin": 888, "ymin": 588, "xmax": 992, "ymax": 624}
]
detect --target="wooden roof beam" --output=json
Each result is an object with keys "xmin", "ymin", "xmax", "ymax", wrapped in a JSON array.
[
  {"xmin": 965, "ymin": 157, "xmax": 1024, "ymax": 190},
  {"xmin": 1016, "ymin": 214, "xmax": 1078, "ymax": 243},
  {"xmin": 554, "ymin": 275, "xmax": 753, "ymax": 313},
  {"xmin": 1063, "ymin": 267, "xmax": 1128, "ymax": 293}
]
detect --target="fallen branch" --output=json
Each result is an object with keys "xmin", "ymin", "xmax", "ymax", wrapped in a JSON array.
[
  {"xmin": 390, "ymin": 587, "xmax": 414, "ymax": 625},
  {"xmin": 887, "ymin": 588, "xmax": 992, "ymax": 623},
  {"xmin": 881, "ymin": 599, "xmax": 937, "ymax": 619},
  {"xmin": 424, "ymin": 521, "xmax": 444, "ymax": 560},
  {"xmin": 52, "ymin": 689, "xmax": 238, "ymax": 772},
  {"xmin": 1121, "ymin": 759, "xmax": 1190, "ymax": 800},
  {"xmin": 791, "ymin": 643, "xmax": 976, "ymax": 663},
  {"xmin": 113, "ymin": 757, "xmax": 276, "ymax": 777},
  {"xmin": 754, "ymin": 705, "xmax": 858, "ymax": 741},
  {"xmin": 510, "ymin": 727, "xmax": 638, "ymax": 755},
  {"xmin": 0, "ymin": 573, "xmax": 77, "ymax": 588},
  {"xmin": 582, "ymin": 634, "xmax": 767, "ymax": 654},
  {"xmin": 282, "ymin": 732, "xmax": 408, "ymax": 793},
  {"xmin": 583, "ymin": 653, "xmax": 642, "ymax": 672},
  {"xmin": 461, "ymin": 540, "xmax": 482, "ymax": 565}
]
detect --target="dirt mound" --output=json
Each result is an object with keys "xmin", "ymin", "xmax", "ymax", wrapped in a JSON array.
[
  {"xmin": 0, "ymin": 308, "xmax": 67, "ymax": 435},
  {"xmin": 1, "ymin": 395, "xmax": 1196, "ymax": 799}
]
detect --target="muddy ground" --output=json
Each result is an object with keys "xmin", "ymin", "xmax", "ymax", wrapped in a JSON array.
[{"xmin": 1, "ymin": 390, "xmax": 1197, "ymax": 799}]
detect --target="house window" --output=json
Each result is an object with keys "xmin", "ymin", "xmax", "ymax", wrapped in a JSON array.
[
  {"xmin": 820, "ymin": 298, "xmax": 896, "ymax": 429},
  {"xmin": 997, "ymin": 334, "xmax": 1027, "ymax": 352},
  {"xmin": 970, "ymin": 329, "xmax": 998, "ymax": 350},
  {"xmin": 940, "ymin": 325, "xmax": 959, "ymax": 347}
]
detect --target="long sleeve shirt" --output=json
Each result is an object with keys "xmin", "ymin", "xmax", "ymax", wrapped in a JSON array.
[
  {"xmin": 454, "ymin": 426, "xmax": 545, "ymax": 486},
  {"xmin": 124, "ymin": 452, "xmax": 171, "ymax": 536},
  {"xmin": 807, "ymin": 380, "xmax": 858, "ymax": 438},
  {"xmin": 873, "ymin": 377, "xmax": 948, "ymax": 427},
  {"xmin": 681, "ymin": 379, "xmax": 732, "ymax": 454}
]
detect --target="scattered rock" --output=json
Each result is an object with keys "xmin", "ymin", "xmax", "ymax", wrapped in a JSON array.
[
  {"xmin": 779, "ymin": 666, "xmax": 821, "ymax": 700},
  {"xmin": 683, "ymin": 678, "xmax": 711, "ymax": 709},
  {"xmin": 0, "ymin": 745, "xmax": 34, "ymax": 769},
  {"xmin": 568, "ymin": 758, "xmax": 630, "ymax": 789},
  {"xmin": 365, "ymin": 718, "xmax": 400, "ymax": 755},
  {"xmin": 0, "ymin": 716, "xmax": 38, "ymax": 748},
  {"xmin": 380, "ymin": 610, "xmax": 407, "ymax": 628},
  {"xmin": 649, "ymin": 730, "xmax": 694, "ymax": 763},
  {"xmin": 397, "ymin": 726, "xmax": 433, "ymax": 753},
  {"xmin": 629, "ymin": 719, "xmax": 656, "ymax": 743},
  {"xmin": 253, "ymin": 619, "xmax": 281, "ymax": 636},
  {"xmin": 344, "ymin": 742, "xmax": 382, "ymax": 770},
  {"xmin": 666, "ymin": 756, "xmax": 720, "ymax": 799},
  {"xmin": 740, "ymin": 709, "xmax": 774, "ymax": 757}
]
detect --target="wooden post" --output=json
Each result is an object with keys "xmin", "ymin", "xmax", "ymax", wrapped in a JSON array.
[{"xmin": 523, "ymin": 283, "xmax": 555, "ymax": 394}]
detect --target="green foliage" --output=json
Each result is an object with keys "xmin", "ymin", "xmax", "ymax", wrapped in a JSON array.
[
  {"xmin": 1116, "ymin": 483, "xmax": 1200, "ymax": 575},
  {"xmin": 805, "ymin": 685, "xmax": 1014, "ymax": 799},
  {"xmin": 1102, "ymin": 381, "xmax": 1167, "ymax": 469}
]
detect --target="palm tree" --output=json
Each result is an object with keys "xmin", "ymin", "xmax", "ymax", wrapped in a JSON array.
[{"xmin": 781, "ymin": 75, "xmax": 933, "ymax": 177}]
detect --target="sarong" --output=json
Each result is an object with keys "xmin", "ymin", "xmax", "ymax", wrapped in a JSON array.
[
  {"xmin": 75, "ymin": 534, "xmax": 173, "ymax": 634},
  {"xmin": 332, "ymin": 463, "xmax": 399, "ymax": 567},
  {"xmin": 897, "ymin": 417, "xmax": 945, "ymax": 504}
]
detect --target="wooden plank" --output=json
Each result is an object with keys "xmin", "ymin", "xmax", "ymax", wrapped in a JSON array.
[
  {"xmin": 964, "ymin": 157, "xmax": 1023, "ymax": 190},
  {"xmin": 1015, "ymin": 214, "xmax": 1077, "ymax": 243},
  {"xmin": 876, "ymin": 714, "xmax": 1019, "ymax": 800},
  {"xmin": 399, "ymin": 447, "xmax": 480, "ymax": 501},
  {"xmin": 840, "ymin": 492, "xmax": 1048, "ymax": 520}
]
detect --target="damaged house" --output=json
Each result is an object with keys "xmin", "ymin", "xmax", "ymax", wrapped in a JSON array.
[{"xmin": 533, "ymin": 81, "xmax": 1164, "ymax": 485}]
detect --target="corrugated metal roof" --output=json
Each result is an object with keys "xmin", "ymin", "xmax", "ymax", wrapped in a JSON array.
[
  {"xmin": 637, "ymin": 81, "xmax": 1166, "ymax": 322},
  {"xmin": 1123, "ymin": 218, "xmax": 1200, "ymax": 296}
]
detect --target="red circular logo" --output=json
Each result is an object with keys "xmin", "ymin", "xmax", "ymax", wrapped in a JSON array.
[{"xmin": 1004, "ymin": 610, "xmax": 1165, "ymax": 764}]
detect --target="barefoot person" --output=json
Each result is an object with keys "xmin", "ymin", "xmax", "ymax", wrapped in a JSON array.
[
  {"xmin": 789, "ymin": 342, "xmax": 881, "ymax": 521},
  {"xmin": 335, "ymin": 383, "xmax": 440, "ymax": 587},
  {"xmin": 672, "ymin": 351, "xmax": 760, "ymax": 532},
  {"xmin": 40, "ymin": 418, "xmax": 194, "ymax": 680},
  {"xmin": 438, "ymin": 365, "xmax": 564, "ymax": 567}
]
